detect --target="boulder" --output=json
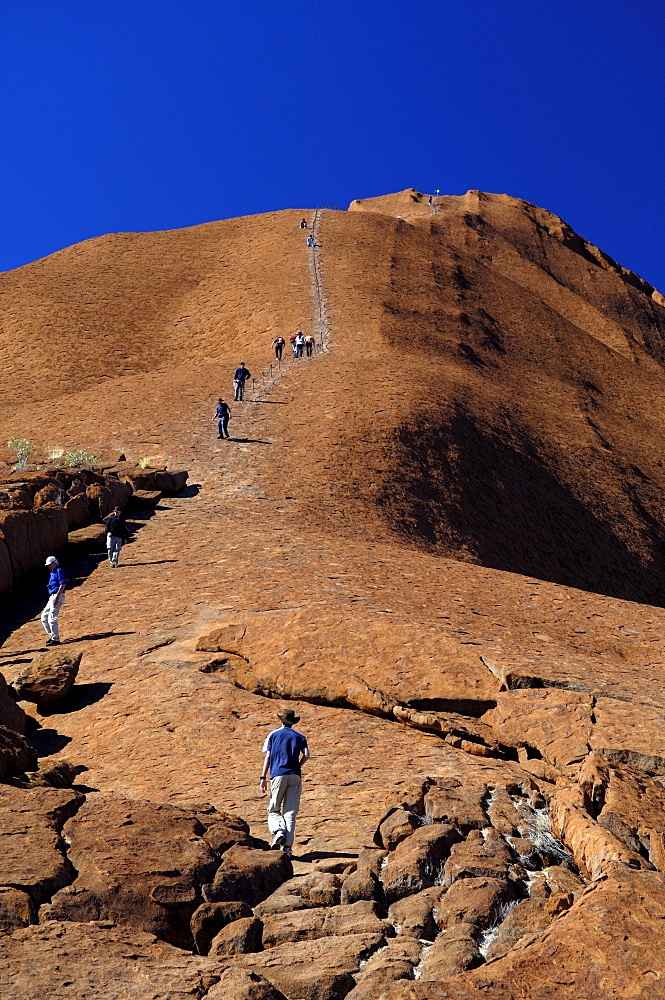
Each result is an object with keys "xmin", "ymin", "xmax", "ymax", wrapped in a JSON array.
[
  {"xmin": 345, "ymin": 936, "xmax": 422, "ymax": 999},
  {"xmin": 86, "ymin": 483, "xmax": 113, "ymax": 519},
  {"xmin": 203, "ymin": 846, "xmax": 292, "ymax": 908},
  {"xmin": 208, "ymin": 915, "xmax": 263, "ymax": 957},
  {"xmin": 0, "ymin": 887, "xmax": 35, "ymax": 934},
  {"xmin": 229, "ymin": 932, "xmax": 386, "ymax": 1000},
  {"xmin": 441, "ymin": 828, "xmax": 513, "ymax": 887},
  {"xmin": 340, "ymin": 866, "xmax": 381, "ymax": 905},
  {"xmin": 434, "ymin": 876, "xmax": 519, "ymax": 931},
  {"xmin": 197, "ymin": 810, "xmax": 253, "ymax": 854},
  {"xmin": 423, "ymin": 779, "xmax": 488, "ymax": 832},
  {"xmin": 0, "ymin": 785, "xmax": 83, "ymax": 904},
  {"xmin": 418, "ymin": 923, "xmax": 483, "ymax": 979},
  {"xmin": 64, "ymin": 492, "xmax": 90, "ymax": 529},
  {"xmin": 206, "ymin": 968, "xmax": 287, "ymax": 1000},
  {"xmin": 67, "ymin": 523, "xmax": 106, "ymax": 550},
  {"xmin": 261, "ymin": 900, "xmax": 389, "ymax": 948},
  {"xmin": 0, "ymin": 671, "xmax": 26, "ymax": 733},
  {"xmin": 255, "ymin": 872, "xmax": 342, "ymax": 916},
  {"xmin": 112, "ymin": 463, "xmax": 189, "ymax": 495},
  {"xmin": 43, "ymin": 796, "xmax": 221, "ymax": 948},
  {"xmin": 486, "ymin": 785, "xmax": 523, "ymax": 836},
  {"xmin": 33, "ymin": 483, "xmax": 67, "ymax": 508},
  {"xmin": 28, "ymin": 759, "xmax": 77, "ymax": 789},
  {"xmin": 0, "ymin": 725, "xmax": 36, "ymax": 779},
  {"xmin": 197, "ymin": 623, "xmax": 247, "ymax": 653},
  {"xmin": 12, "ymin": 650, "xmax": 82, "ymax": 704},
  {"xmin": 376, "ymin": 807, "xmax": 420, "ymax": 851},
  {"xmin": 388, "ymin": 885, "xmax": 445, "ymax": 939},
  {"xmin": 129, "ymin": 489, "xmax": 162, "ymax": 509},
  {"xmin": 191, "ymin": 900, "xmax": 254, "ymax": 955},
  {"xmin": 382, "ymin": 823, "xmax": 462, "ymax": 903}
]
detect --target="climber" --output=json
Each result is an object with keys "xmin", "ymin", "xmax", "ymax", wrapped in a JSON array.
[
  {"xmin": 307, "ymin": 236, "xmax": 314, "ymax": 247},
  {"xmin": 260, "ymin": 708, "xmax": 310, "ymax": 857},
  {"xmin": 233, "ymin": 363, "xmax": 251, "ymax": 401},
  {"xmin": 214, "ymin": 398, "xmax": 231, "ymax": 439},
  {"xmin": 272, "ymin": 336, "xmax": 285, "ymax": 360},
  {"xmin": 304, "ymin": 333, "xmax": 315, "ymax": 357},
  {"xmin": 300, "ymin": 219, "xmax": 307, "ymax": 229},
  {"xmin": 41, "ymin": 556, "xmax": 66, "ymax": 645},
  {"xmin": 104, "ymin": 505, "xmax": 130, "ymax": 567},
  {"xmin": 295, "ymin": 332, "xmax": 305, "ymax": 358}
]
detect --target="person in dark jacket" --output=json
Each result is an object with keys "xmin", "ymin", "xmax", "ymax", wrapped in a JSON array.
[
  {"xmin": 214, "ymin": 398, "xmax": 231, "ymax": 438},
  {"xmin": 104, "ymin": 506, "xmax": 130, "ymax": 567},
  {"xmin": 233, "ymin": 363, "xmax": 251, "ymax": 401}
]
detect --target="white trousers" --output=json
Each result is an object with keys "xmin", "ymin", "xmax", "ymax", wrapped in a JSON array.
[
  {"xmin": 107, "ymin": 534, "xmax": 123, "ymax": 566},
  {"xmin": 267, "ymin": 774, "xmax": 302, "ymax": 847},
  {"xmin": 41, "ymin": 593, "xmax": 65, "ymax": 640}
]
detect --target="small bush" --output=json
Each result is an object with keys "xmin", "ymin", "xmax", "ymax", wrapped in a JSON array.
[
  {"xmin": 7, "ymin": 437, "xmax": 35, "ymax": 469},
  {"xmin": 138, "ymin": 456, "xmax": 151, "ymax": 468},
  {"xmin": 64, "ymin": 448, "xmax": 97, "ymax": 469},
  {"xmin": 45, "ymin": 445, "xmax": 64, "ymax": 461}
]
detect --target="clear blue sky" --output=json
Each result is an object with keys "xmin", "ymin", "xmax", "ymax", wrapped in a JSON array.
[{"xmin": 2, "ymin": 0, "xmax": 664, "ymax": 289}]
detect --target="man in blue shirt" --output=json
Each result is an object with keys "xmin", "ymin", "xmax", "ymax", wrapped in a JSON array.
[
  {"xmin": 259, "ymin": 708, "xmax": 309, "ymax": 857},
  {"xmin": 41, "ymin": 555, "xmax": 66, "ymax": 645}
]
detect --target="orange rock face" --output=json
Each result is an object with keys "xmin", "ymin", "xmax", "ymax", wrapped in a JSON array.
[{"xmin": 1, "ymin": 192, "xmax": 665, "ymax": 998}]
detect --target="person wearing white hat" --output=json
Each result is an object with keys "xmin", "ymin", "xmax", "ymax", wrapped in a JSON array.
[
  {"xmin": 259, "ymin": 708, "xmax": 309, "ymax": 857},
  {"xmin": 41, "ymin": 556, "xmax": 66, "ymax": 645}
]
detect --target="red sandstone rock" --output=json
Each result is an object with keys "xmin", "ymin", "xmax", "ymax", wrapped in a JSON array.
[
  {"xmin": 203, "ymin": 845, "xmax": 292, "ymax": 908},
  {"xmin": 43, "ymin": 795, "xmax": 220, "ymax": 948},
  {"xmin": 0, "ymin": 785, "xmax": 83, "ymax": 904},
  {"xmin": 12, "ymin": 650, "xmax": 81, "ymax": 703},
  {"xmin": 0, "ymin": 886, "xmax": 35, "ymax": 934},
  {"xmin": 208, "ymin": 915, "xmax": 263, "ymax": 956},
  {"xmin": 261, "ymin": 899, "xmax": 388, "ymax": 947},
  {"xmin": 255, "ymin": 872, "xmax": 343, "ymax": 916},
  {"xmin": 0, "ymin": 671, "xmax": 26, "ymax": 733},
  {"xmin": 382, "ymin": 824, "xmax": 462, "ymax": 904},
  {"xmin": 191, "ymin": 899, "xmax": 254, "ymax": 955}
]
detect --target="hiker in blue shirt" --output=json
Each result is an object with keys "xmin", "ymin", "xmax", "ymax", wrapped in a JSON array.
[
  {"xmin": 259, "ymin": 708, "xmax": 309, "ymax": 857},
  {"xmin": 233, "ymin": 363, "xmax": 251, "ymax": 401},
  {"xmin": 41, "ymin": 555, "xmax": 66, "ymax": 645}
]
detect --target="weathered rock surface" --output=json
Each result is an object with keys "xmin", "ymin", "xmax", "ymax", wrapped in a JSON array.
[
  {"xmin": 382, "ymin": 824, "xmax": 462, "ymax": 903},
  {"xmin": 0, "ymin": 785, "xmax": 83, "ymax": 904},
  {"xmin": 203, "ymin": 845, "xmax": 293, "ymax": 907},
  {"xmin": 262, "ymin": 899, "xmax": 388, "ymax": 947},
  {"xmin": 0, "ymin": 887, "xmax": 35, "ymax": 935},
  {"xmin": 0, "ymin": 920, "xmax": 230, "ymax": 1000},
  {"xmin": 207, "ymin": 968, "xmax": 287, "ymax": 1000},
  {"xmin": 346, "ymin": 936, "xmax": 422, "ymax": 998},
  {"xmin": 208, "ymin": 915, "xmax": 263, "ymax": 956},
  {"xmin": 191, "ymin": 900, "xmax": 253, "ymax": 955},
  {"xmin": 12, "ymin": 650, "xmax": 82, "ymax": 703},
  {"xmin": 229, "ymin": 932, "xmax": 387, "ymax": 1000},
  {"xmin": 0, "ymin": 725, "xmax": 36, "ymax": 779},
  {"xmin": 0, "ymin": 670, "xmax": 26, "ymax": 733},
  {"xmin": 255, "ymin": 872, "xmax": 343, "ymax": 916},
  {"xmin": 42, "ymin": 796, "xmax": 222, "ymax": 947}
]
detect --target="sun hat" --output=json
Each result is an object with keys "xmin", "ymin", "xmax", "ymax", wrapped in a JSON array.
[
  {"xmin": 45, "ymin": 556, "xmax": 58, "ymax": 566},
  {"xmin": 277, "ymin": 708, "xmax": 300, "ymax": 725}
]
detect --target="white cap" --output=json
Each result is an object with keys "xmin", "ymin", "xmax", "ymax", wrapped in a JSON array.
[{"xmin": 45, "ymin": 556, "xmax": 58, "ymax": 566}]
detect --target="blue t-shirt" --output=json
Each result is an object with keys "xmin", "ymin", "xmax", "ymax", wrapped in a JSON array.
[
  {"xmin": 47, "ymin": 567, "xmax": 66, "ymax": 594},
  {"xmin": 262, "ymin": 727, "xmax": 308, "ymax": 777}
]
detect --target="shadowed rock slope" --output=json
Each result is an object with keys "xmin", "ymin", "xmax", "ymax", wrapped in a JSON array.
[{"xmin": 1, "ymin": 191, "xmax": 665, "ymax": 1000}]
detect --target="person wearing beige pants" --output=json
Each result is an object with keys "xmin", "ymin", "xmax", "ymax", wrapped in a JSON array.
[{"xmin": 259, "ymin": 708, "xmax": 309, "ymax": 858}]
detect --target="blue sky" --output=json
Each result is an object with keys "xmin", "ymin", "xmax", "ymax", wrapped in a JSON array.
[{"xmin": 2, "ymin": 0, "xmax": 664, "ymax": 289}]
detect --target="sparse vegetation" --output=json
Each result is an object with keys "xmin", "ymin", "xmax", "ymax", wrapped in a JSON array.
[
  {"xmin": 45, "ymin": 445, "xmax": 64, "ymax": 461},
  {"xmin": 64, "ymin": 448, "xmax": 97, "ymax": 469},
  {"xmin": 7, "ymin": 437, "xmax": 35, "ymax": 469},
  {"xmin": 138, "ymin": 456, "xmax": 152, "ymax": 468}
]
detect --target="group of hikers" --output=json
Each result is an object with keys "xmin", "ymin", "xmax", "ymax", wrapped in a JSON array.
[{"xmin": 272, "ymin": 331, "xmax": 316, "ymax": 360}]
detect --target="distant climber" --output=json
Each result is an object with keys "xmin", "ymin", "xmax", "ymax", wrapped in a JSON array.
[
  {"xmin": 290, "ymin": 333, "xmax": 298, "ymax": 357},
  {"xmin": 214, "ymin": 398, "xmax": 231, "ymax": 439},
  {"xmin": 307, "ymin": 236, "xmax": 314, "ymax": 247},
  {"xmin": 272, "ymin": 336, "xmax": 285, "ymax": 360},
  {"xmin": 41, "ymin": 556, "xmax": 66, "ymax": 645},
  {"xmin": 295, "ymin": 332, "xmax": 305, "ymax": 358},
  {"xmin": 233, "ymin": 363, "xmax": 251, "ymax": 401},
  {"xmin": 260, "ymin": 708, "xmax": 310, "ymax": 857},
  {"xmin": 305, "ymin": 333, "xmax": 315, "ymax": 357},
  {"xmin": 300, "ymin": 219, "xmax": 307, "ymax": 229},
  {"xmin": 104, "ymin": 505, "xmax": 130, "ymax": 567},
  {"xmin": 434, "ymin": 188, "xmax": 440, "ymax": 196},
  {"xmin": 428, "ymin": 195, "xmax": 432, "ymax": 205}
]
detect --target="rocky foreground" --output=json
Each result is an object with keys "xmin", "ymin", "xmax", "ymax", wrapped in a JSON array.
[{"xmin": 1, "ymin": 191, "xmax": 665, "ymax": 998}]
